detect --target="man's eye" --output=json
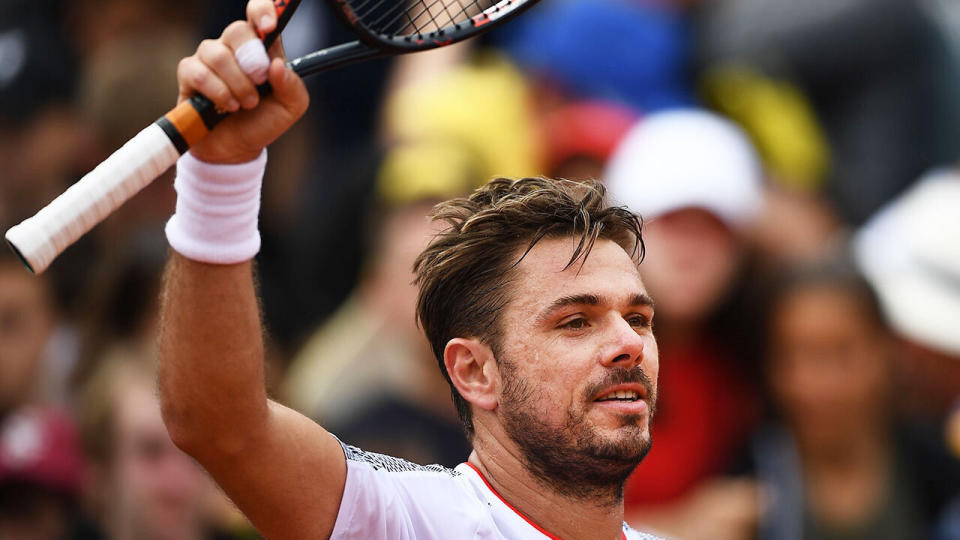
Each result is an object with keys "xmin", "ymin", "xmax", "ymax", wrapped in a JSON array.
[
  {"xmin": 627, "ymin": 314, "xmax": 651, "ymax": 328},
  {"xmin": 561, "ymin": 318, "xmax": 588, "ymax": 330}
]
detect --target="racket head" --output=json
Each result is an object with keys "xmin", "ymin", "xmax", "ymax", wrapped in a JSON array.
[{"xmin": 327, "ymin": 0, "xmax": 540, "ymax": 52}]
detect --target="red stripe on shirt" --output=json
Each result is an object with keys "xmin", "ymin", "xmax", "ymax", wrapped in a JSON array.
[{"xmin": 462, "ymin": 462, "xmax": 628, "ymax": 540}]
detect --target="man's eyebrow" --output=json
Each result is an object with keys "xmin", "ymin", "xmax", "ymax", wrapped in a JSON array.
[
  {"xmin": 535, "ymin": 294, "xmax": 601, "ymax": 324},
  {"xmin": 536, "ymin": 292, "xmax": 655, "ymax": 324},
  {"xmin": 629, "ymin": 293, "xmax": 656, "ymax": 311}
]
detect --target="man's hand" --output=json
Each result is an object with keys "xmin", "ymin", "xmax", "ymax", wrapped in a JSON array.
[{"xmin": 176, "ymin": 0, "xmax": 308, "ymax": 164}]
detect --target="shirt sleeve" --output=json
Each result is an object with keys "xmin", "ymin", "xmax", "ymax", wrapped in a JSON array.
[{"xmin": 331, "ymin": 442, "xmax": 478, "ymax": 540}]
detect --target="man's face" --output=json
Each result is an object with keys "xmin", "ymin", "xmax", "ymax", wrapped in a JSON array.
[
  {"xmin": 769, "ymin": 286, "xmax": 890, "ymax": 449},
  {"xmin": 0, "ymin": 264, "xmax": 53, "ymax": 417},
  {"xmin": 108, "ymin": 379, "xmax": 210, "ymax": 540},
  {"xmin": 639, "ymin": 208, "xmax": 740, "ymax": 325},
  {"xmin": 493, "ymin": 237, "xmax": 658, "ymax": 501}
]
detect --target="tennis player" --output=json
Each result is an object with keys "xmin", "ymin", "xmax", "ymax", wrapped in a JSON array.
[{"xmin": 158, "ymin": 2, "xmax": 662, "ymax": 539}]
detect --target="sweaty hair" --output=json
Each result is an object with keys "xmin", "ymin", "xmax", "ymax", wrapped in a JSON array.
[{"xmin": 414, "ymin": 177, "xmax": 644, "ymax": 437}]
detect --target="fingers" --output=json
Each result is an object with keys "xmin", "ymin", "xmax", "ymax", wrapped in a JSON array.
[
  {"xmin": 175, "ymin": 1, "xmax": 304, "ymax": 117},
  {"xmin": 178, "ymin": 52, "xmax": 240, "ymax": 112},
  {"xmin": 205, "ymin": 38, "xmax": 261, "ymax": 110},
  {"xmin": 223, "ymin": 21, "xmax": 270, "ymax": 85},
  {"xmin": 247, "ymin": 0, "xmax": 279, "ymax": 37},
  {"xmin": 178, "ymin": 19, "xmax": 267, "ymax": 112},
  {"xmin": 267, "ymin": 58, "xmax": 308, "ymax": 118}
]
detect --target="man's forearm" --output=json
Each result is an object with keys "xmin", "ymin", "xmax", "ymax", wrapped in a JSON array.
[{"xmin": 157, "ymin": 253, "xmax": 269, "ymax": 458}]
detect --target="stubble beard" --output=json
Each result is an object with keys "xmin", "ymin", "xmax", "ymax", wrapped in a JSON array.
[{"xmin": 498, "ymin": 363, "xmax": 655, "ymax": 507}]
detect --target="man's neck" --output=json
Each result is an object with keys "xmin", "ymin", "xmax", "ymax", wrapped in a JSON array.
[{"xmin": 468, "ymin": 438, "xmax": 626, "ymax": 540}]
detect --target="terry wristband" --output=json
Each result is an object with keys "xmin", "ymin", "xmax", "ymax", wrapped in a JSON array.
[{"xmin": 165, "ymin": 149, "xmax": 267, "ymax": 264}]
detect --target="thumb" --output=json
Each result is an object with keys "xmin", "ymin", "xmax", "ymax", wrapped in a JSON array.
[{"xmin": 267, "ymin": 58, "xmax": 308, "ymax": 116}]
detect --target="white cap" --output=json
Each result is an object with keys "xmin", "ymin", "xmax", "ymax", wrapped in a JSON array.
[
  {"xmin": 603, "ymin": 108, "xmax": 764, "ymax": 227},
  {"xmin": 854, "ymin": 169, "xmax": 960, "ymax": 357}
]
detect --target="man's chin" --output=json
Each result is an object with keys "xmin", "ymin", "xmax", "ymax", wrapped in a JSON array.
[
  {"xmin": 589, "ymin": 403, "xmax": 651, "ymax": 431},
  {"xmin": 594, "ymin": 430, "xmax": 650, "ymax": 461}
]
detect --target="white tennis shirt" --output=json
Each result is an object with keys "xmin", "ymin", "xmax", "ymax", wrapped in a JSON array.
[{"xmin": 331, "ymin": 442, "xmax": 663, "ymax": 539}]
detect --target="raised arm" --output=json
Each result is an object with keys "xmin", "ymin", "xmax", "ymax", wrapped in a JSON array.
[{"xmin": 156, "ymin": 3, "xmax": 346, "ymax": 538}]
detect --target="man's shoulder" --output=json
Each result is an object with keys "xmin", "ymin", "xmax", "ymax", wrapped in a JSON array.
[
  {"xmin": 341, "ymin": 442, "xmax": 462, "ymax": 477},
  {"xmin": 338, "ymin": 442, "xmax": 669, "ymax": 540},
  {"xmin": 623, "ymin": 523, "xmax": 666, "ymax": 540},
  {"xmin": 334, "ymin": 443, "xmax": 492, "ymax": 538}
]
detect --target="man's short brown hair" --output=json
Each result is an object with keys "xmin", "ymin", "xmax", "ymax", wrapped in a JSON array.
[{"xmin": 414, "ymin": 177, "xmax": 644, "ymax": 436}]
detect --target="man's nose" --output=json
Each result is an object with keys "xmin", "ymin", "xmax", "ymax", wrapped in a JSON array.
[{"xmin": 600, "ymin": 317, "xmax": 645, "ymax": 368}]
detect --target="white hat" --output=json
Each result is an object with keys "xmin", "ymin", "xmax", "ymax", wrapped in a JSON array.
[
  {"xmin": 854, "ymin": 169, "xmax": 960, "ymax": 357},
  {"xmin": 603, "ymin": 108, "xmax": 764, "ymax": 227}
]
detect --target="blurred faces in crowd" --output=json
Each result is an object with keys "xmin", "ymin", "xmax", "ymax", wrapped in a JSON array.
[
  {"xmin": 640, "ymin": 208, "xmax": 740, "ymax": 326},
  {"xmin": 605, "ymin": 109, "xmax": 764, "ymax": 534},
  {"xmin": 605, "ymin": 108, "xmax": 763, "ymax": 331},
  {"xmin": 0, "ymin": 407, "xmax": 83, "ymax": 540},
  {"xmin": 754, "ymin": 258, "xmax": 960, "ymax": 540},
  {"xmin": 855, "ymin": 170, "xmax": 960, "ymax": 418},
  {"xmin": 78, "ymin": 355, "xmax": 216, "ymax": 540},
  {"xmin": 767, "ymin": 265, "xmax": 891, "ymax": 457},
  {"xmin": 0, "ymin": 254, "xmax": 54, "ymax": 420}
]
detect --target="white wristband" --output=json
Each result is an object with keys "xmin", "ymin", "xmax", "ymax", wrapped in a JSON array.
[{"xmin": 165, "ymin": 150, "xmax": 266, "ymax": 264}]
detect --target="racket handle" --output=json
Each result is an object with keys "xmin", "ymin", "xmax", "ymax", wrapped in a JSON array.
[
  {"xmin": 5, "ymin": 124, "xmax": 180, "ymax": 274},
  {"xmin": 6, "ymin": 0, "xmax": 299, "ymax": 274}
]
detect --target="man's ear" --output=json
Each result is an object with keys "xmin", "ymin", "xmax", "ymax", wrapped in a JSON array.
[{"xmin": 444, "ymin": 337, "xmax": 499, "ymax": 412}]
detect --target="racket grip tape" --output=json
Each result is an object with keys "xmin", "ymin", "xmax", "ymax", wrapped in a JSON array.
[
  {"xmin": 5, "ymin": 124, "xmax": 180, "ymax": 274},
  {"xmin": 157, "ymin": 95, "xmax": 227, "ymax": 153}
]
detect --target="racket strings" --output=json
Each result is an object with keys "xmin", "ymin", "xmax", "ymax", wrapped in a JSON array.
[
  {"xmin": 362, "ymin": 0, "xmax": 443, "ymax": 35},
  {"xmin": 348, "ymin": 0, "xmax": 495, "ymax": 37},
  {"xmin": 400, "ymin": 0, "xmax": 489, "ymax": 35}
]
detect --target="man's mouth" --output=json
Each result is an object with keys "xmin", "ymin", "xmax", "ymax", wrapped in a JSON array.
[
  {"xmin": 592, "ymin": 383, "xmax": 648, "ymax": 403},
  {"xmin": 595, "ymin": 389, "xmax": 642, "ymax": 402}
]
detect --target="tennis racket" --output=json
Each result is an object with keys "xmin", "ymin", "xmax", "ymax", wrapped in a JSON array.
[{"xmin": 5, "ymin": 0, "xmax": 540, "ymax": 274}]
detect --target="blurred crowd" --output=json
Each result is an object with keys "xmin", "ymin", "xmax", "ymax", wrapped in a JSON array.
[{"xmin": 1, "ymin": 0, "xmax": 960, "ymax": 538}]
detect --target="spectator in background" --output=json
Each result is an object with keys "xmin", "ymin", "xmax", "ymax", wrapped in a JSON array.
[
  {"xmin": 381, "ymin": 53, "xmax": 543, "ymax": 179},
  {"xmin": 75, "ymin": 352, "xmax": 243, "ymax": 540},
  {"xmin": 0, "ymin": 0, "xmax": 84, "ymax": 227},
  {"xmin": 0, "ymin": 249, "xmax": 57, "ymax": 419},
  {"xmin": 71, "ymin": 231, "xmax": 168, "ymax": 391},
  {"xmin": 751, "ymin": 256, "xmax": 960, "ymax": 540},
  {"xmin": 283, "ymin": 192, "xmax": 471, "ymax": 467},
  {"xmin": 541, "ymin": 100, "xmax": 637, "ymax": 182},
  {"xmin": 496, "ymin": 0, "xmax": 694, "ymax": 112},
  {"xmin": 0, "ymin": 0, "xmax": 97, "ymax": 341},
  {"xmin": 605, "ymin": 109, "xmax": 764, "ymax": 537},
  {"xmin": 697, "ymin": 0, "xmax": 960, "ymax": 225},
  {"xmin": 0, "ymin": 407, "xmax": 85, "ymax": 540},
  {"xmin": 854, "ymin": 168, "xmax": 960, "ymax": 436}
]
